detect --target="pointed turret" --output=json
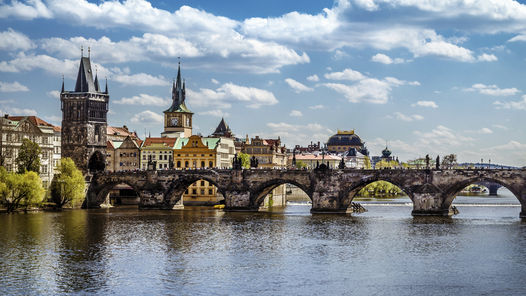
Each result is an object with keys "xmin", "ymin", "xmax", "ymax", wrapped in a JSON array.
[
  {"xmin": 104, "ymin": 77, "xmax": 108, "ymax": 94},
  {"xmin": 212, "ymin": 117, "xmax": 233, "ymax": 138},
  {"xmin": 94, "ymin": 74, "xmax": 100, "ymax": 92},
  {"xmin": 61, "ymin": 75, "xmax": 65, "ymax": 93},
  {"xmin": 74, "ymin": 56, "xmax": 96, "ymax": 92},
  {"xmin": 164, "ymin": 61, "xmax": 191, "ymax": 113}
]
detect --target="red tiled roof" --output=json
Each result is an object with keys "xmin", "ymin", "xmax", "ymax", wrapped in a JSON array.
[
  {"xmin": 8, "ymin": 116, "xmax": 54, "ymax": 127},
  {"xmin": 142, "ymin": 137, "xmax": 177, "ymax": 147},
  {"xmin": 53, "ymin": 125, "xmax": 61, "ymax": 132}
]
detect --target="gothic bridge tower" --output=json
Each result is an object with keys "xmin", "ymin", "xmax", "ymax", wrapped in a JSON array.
[
  {"xmin": 60, "ymin": 49, "xmax": 109, "ymax": 175},
  {"xmin": 161, "ymin": 61, "xmax": 193, "ymax": 138}
]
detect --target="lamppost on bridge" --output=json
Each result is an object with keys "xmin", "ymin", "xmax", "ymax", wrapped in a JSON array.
[{"xmin": 489, "ymin": 159, "xmax": 491, "ymax": 169}]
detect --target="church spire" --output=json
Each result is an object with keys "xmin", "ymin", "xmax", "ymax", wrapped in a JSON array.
[
  {"xmin": 61, "ymin": 75, "xmax": 64, "ymax": 93},
  {"xmin": 74, "ymin": 47, "xmax": 96, "ymax": 92},
  {"xmin": 104, "ymin": 77, "xmax": 108, "ymax": 94},
  {"xmin": 94, "ymin": 73, "xmax": 100, "ymax": 92},
  {"xmin": 164, "ymin": 59, "xmax": 190, "ymax": 113}
]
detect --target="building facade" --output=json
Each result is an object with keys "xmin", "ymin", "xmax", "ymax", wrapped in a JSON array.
[
  {"xmin": 106, "ymin": 136, "xmax": 142, "ymax": 172},
  {"xmin": 60, "ymin": 53, "xmax": 109, "ymax": 174},
  {"xmin": 327, "ymin": 130, "xmax": 369, "ymax": 155},
  {"xmin": 0, "ymin": 115, "xmax": 56, "ymax": 187},
  {"xmin": 140, "ymin": 137, "xmax": 178, "ymax": 170}
]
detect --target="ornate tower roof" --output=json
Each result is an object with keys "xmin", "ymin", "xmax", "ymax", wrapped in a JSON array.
[
  {"xmin": 212, "ymin": 117, "xmax": 233, "ymax": 137},
  {"xmin": 74, "ymin": 57, "xmax": 97, "ymax": 92},
  {"xmin": 164, "ymin": 62, "xmax": 192, "ymax": 113}
]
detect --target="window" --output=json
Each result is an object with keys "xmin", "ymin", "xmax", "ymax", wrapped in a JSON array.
[
  {"xmin": 192, "ymin": 189, "xmax": 197, "ymax": 194},
  {"xmin": 200, "ymin": 189, "xmax": 205, "ymax": 195},
  {"xmin": 42, "ymin": 165, "xmax": 48, "ymax": 173},
  {"xmin": 185, "ymin": 161, "xmax": 189, "ymax": 167},
  {"xmin": 201, "ymin": 161, "xmax": 205, "ymax": 167},
  {"xmin": 185, "ymin": 189, "xmax": 189, "ymax": 194},
  {"xmin": 177, "ymin": 161, "xmax": 181, "ymax": 168},
  {"xmin": 200, "ymin": 181, "xmax": 205, "ymax": 186},
  {"xmin": 209, "ymin": 161, "xmax": 213, "ymax": 167},
  {"xmin": 208, "ymin": 189, "xmax": 213, "ymax": 195}
]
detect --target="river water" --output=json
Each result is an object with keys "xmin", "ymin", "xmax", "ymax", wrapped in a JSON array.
[{"xmin": 1, "ymin": 189, "xmax": 525, "ymax": 296}]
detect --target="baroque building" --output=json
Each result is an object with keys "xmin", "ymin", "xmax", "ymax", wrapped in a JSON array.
[
  {"xmin": 326, "ymin": 129, "xmax": 369, "ymax": 155},
  {"xmin": 0, "ymin": 115, "xmax": 57, "ymax": 187},
  {"xmin": 60, "ymin": 52, "xmax": 109, "ymax": 174},
  {"xmin": 162, "ymin": 62, "xmax": 193, "ymax": 138}
]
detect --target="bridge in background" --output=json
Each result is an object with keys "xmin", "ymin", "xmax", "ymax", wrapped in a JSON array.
[{"xmin": 86, "ymin": 168, "xmax": 526, "ymax": 217}]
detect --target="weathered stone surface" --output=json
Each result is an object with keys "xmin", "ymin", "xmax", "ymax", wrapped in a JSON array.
[{"xmin": 86, "ymin": 168, "xmax": 526, "ymax": 217}]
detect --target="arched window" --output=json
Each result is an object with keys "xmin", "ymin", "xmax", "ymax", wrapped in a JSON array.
[
  {"xmin": 177, "ymin": 161, "xmax": 181, "ymax": 168},
  {"xmin": 209, "ymin": 161, "xmax": 213, "ymax": 167},
  {"xmin": 185, "ymin": 161, "xmax": 189, "ymax": 168},
  {"xmin": 201, "ymin": 161, "xmax": 205, "ymax": 167}
]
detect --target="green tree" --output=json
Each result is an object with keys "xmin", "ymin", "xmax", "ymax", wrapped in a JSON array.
[
  {"xmin": 16, "ymin": 138, "xmax": 41, "ymax": 173},
  {"xmin": 375, "ymin": 160, "xmax": 399, "ymax": 169},
  {"xmin": 295, "ymin": 160, "xmax": 307, "ymax": 169},
  {"xmin": 238, "ymin": 152, "xmax": 251, "ymax": 168},
  {"xmin": 0, "ymin": 167, "xmax": 45, "ymax": 213},
  {"xmin": 363, "ymin": 156, "xmax": 372, "ymax": 169},
  {"xmin": 441, "ymin": 154, "xmax": 457, "ymax": 169},
  {"xmin": 50, "ymin": 158, "xmax": 86, "ymax": 208},
  {"xmin": 357, "ymin": 181, "xmax": 403, "ymax": 197}
]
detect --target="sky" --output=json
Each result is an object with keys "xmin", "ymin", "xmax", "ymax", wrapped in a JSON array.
[{"xmin": 0, "ymin": 0, "xmax": 526, "ymax": 166}]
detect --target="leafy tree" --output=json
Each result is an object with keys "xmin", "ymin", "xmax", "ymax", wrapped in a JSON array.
[
  {"xmin": 50, "ymin": 158, "xmax": 86, "ymax": 208},
  {"xmin": 357, "ymin": 181, "xmax": 403, "ymax": 197},
  {"xmin": 375, "ymin": 160, "xmax": 399, "ymax": 169},
  {"xmin": 0, "ymin": 168, "xmax": 45, "ymax": 213},
  {"xmin": 238, "ymin": 152, "xmax": 251, "ymax": 168},
  {"xmin": 441, "ymin": 154, "xmax": 457, "ymax": 169},
  {"xmin": 363, "ymin": 156, "xmax": 372, "ymax": 169},
  {"xmin": 16, "ymin": 138, "xmax": 41, "ymax": 173},
  {"xmin": 295, "ymin": 160, "xmax": 307, "ymax": 169}
]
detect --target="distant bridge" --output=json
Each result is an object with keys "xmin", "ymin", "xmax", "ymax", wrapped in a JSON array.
[{"xmin": 86, "ymin": 168, "xmax": 526, "ymax": 218}]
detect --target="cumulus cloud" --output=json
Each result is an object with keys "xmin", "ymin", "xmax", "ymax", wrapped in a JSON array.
[
  {"xmin": 371, "ymin": 53, "xmax": 405, "ymax": 64},
  {"xmin": 285, "ymin": 78, "xmax": 313, "ymax": 93},
  {"xmin": 477, "ymin": 53, "xmax": 498, "ymax": 62},
  {"xmin": 412, "ymin": 100, "xmax": 438, "ymax": 108},
  {"xmin": 465, "ymin": 83, "xmax": 519, "ymax": 96},
  {"xmin": 479, "ymin": 128, "xmax": 493, "ymax": 134},
  {"xmin": 289, "ymin": 110, "xmax": 303, "ymax": 117},
  {"xmin": 323, "ymin": 69, "xmax": 419, "ymax": 104},
  {"xmin": 309, "ymin": 104, "xmax": 324, "ymax": 110},
  {"xmin": 0, "ymin": 81, "xmax": 29, "ymax": 92},
  {"xmin": 188, "ymin": 82, "xmax": 278, "ymax": 109},
  {"xmin": 112, "ymin": 73, "xmax": 170, "ymax": 87},
  {"xmin": 0, "ymin": 28, "xmax": 35, "ymax": 51},
  {"xmin": 414, "ymin": 125, "xmax": 474, "ymax": 148},
  {"xmin": 114, "ymin": 94, "xmax": 170, "ymax": 105},
  {"xmin": 130, "ymin": 110, "xmax": 163, "ymax": 125},
  {"xmin": 0, "ymin": 106, "xmax": 38, "ymax": 116},
  {"xmin": 389, "ymin": 112, "xmax": 424, "ymax": 122},
  {"xmin": 306, "ymin": 74, "xmax": 319, "ymax": 82},
  {"xmin": 265, "ymin": 121, "xmax": 333, "ymax": 146},
  {"xmin": 494, "ymin": 95, "xmax": 526, "ymax": 110},
  {"xmin": 0, "ymin": 0, "xmax": 52, "ymax": 19},
  {"xmin": 47, "ymin": 90, "xmax": 60, "ymax": 99},
  {"xmin": 198, "ymin": 110, "xmax": 230, "ymax": 117}
]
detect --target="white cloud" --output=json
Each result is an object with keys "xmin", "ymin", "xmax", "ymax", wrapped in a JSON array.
[
  {"xmin": 492, "ymin": 124, "xmax": 508, "ymax": 130},
  {"xmin": 414, "ymin": 125, "xmax": 474, "ymax": 148},
  {"xmin": 477, "ymin": 53, "xmax": 498, "ymax": 62},
  {"xmin": 411, "ymin": 100, "xmax": 438, "ymax": 108},
  {"xmin": 211, "ymin": 78, "xmax": 219, "ymax": 85},
  {"xmin": 508, "ymin": 34, "xmax": 526, "ymax": 42},
  {"xmin": 0, "ymin": 53, "xmax": 79, "ymax": 76},
  {"xmin": 324, "ymin": 68, "xmax": 365, "ymax": 81},
  {"xmin": 0, "ymin": 106, "xmax": 38, "ymax": 116},
  {"xmin": 198, "ymin": 110, "xmax": 230, "ymax": 118},
  {"xmin": 389, "ymin": 112, "xmax": 424, "ymax": 122},
  {"xmin": 0, "ymin": 0, "xmax": 52, "ymax": 19},
  {"xmin": 479, "ymin": 128, "xmax": 493, "ymax": 134},
  {"xmin": 130, "ymin": 110, "xmax": 163, "ymax": 125},
  {"xmin": 465, "ymin": 83, "xmax": 519, "ymax": 96},
  {"xmin": 285, "ymin": 78, "xmax": 313, "ymax": 93},
  {"xmin": 371, "ymin": 53, "xmax": 405, "ymax": 64},
  {"xmin": 309, "ymin": 104, "xmax": 324, "ymax": 110},
  {"xmin": 494, "ymin": 95, "xmax": 526, "ymax": 110},
  {"xmin": 44, "ymin": 115, "xmax": 61, "ymax": 124},
  {"xmin": 0, "ymin": 28, "xmax": 35, "ymax": 51},
  {"xmin": 0, "ymin": 81, "xmax": 29, "ymax": 92},
  {"xmin": 47, "ymin": 90, "xmax": 60, "ymax": 99},
  {"xmin": 486, "ymin": 140, "xmax": 526, "ymax": 151},
  {"xmin": 114, "ymin": 94, "xmax": 170, "ymax": 106},
  {"xmin": 265, "ymin": 121, "xmax": 333, "ymax": 146},
  {"xmin": 188, "ymin": 82, "xmax": 278, "ymax": 109},
  {"xmin": 289, "ymin": 110, "xmax": 303, "ymax": 117},
  {"xmin": 112, "ymin": 73, "xmax": 170, "ymax": 87},
  {"xmin": 306, "ymin": 74, "xmax": 319, "ymax": 82}
]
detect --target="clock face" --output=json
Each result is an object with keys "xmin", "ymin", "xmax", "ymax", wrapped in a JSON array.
[{"xmin": 170, "ymin": 117, "xmax": 179, "ymax": 126}]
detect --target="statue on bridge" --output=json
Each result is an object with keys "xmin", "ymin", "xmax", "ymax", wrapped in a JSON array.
[
  {"xmin": 436, "ymin": 156, "xmax": 440, "ymax": 170},
  {"xmin": 338, "ymin": 156, "xmax": 345, "ymax": 169},
  {"xmin": 425, "ymin": 154, "xmax": 430, "ymax": 169},
  {"xmin": 250, "ymin": 156, "xmax": 259, "ymax": 168}
]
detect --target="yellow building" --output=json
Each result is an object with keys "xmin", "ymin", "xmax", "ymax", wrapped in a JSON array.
[
  {"xmin": 140, "ymin": 137, "xmax": 178, "ymax": 170},
  {"xmin": 327, "ymin": 129, "xmax": 369, "ymax": 154},
  {"xmin": 174, "ymin": 135, "xmax": 231, "ymax": 205}
]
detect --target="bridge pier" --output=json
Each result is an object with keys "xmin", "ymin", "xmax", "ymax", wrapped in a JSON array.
[
  {"xmin": 310, "ymin": 191, "xmax": 347, "ymax": 214},
  {"xmin": 487, "ymin": 184, "xmax": 501, "ymax": 196},
  {"xmin": 222, "ymin": 191, "xmax": 259, "ymax": 212},
  {"xmin": 411, "ymin": 192, "xmax": 452, "ymax": 216}
]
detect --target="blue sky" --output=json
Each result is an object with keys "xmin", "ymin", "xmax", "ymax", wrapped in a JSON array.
[{"xmin": 1, "ymin": 0, "xmax": 526, "ymax": 166}]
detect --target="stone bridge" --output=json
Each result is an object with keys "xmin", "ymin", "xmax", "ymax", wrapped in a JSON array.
[{"xmin": 86, "ymin": 168, "xmax": 526, "ymax": 217}]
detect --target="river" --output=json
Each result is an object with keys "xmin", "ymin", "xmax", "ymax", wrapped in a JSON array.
[{"xmin": 1, "ymin": 188, "xmax": 525, "ymax": 295}]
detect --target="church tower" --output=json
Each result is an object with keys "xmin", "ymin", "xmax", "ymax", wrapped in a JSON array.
[
  {"xmin": 161, "ymin": 62, "xmax": 193, "ymax": 138},
  {"xmin": 60, "ymin": 48, "xmax": 109, "ymax": 175}
]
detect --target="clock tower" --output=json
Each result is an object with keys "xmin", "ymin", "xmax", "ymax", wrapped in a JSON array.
[{"xmin": 161, "ymin": 62, "xmax": 193, "ymax": 138}]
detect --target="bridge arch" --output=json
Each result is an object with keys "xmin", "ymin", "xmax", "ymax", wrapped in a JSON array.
[
  {"xmin": 442, "ymin": 176, "xmax": 522, "ymax": 209},
  {"xmin": 250, "ymin": 179, "xmax": 312, "ymax": 209},
  {"xmin": 164, "ymin": 175, "xmax": 226, "ymax": 207},
  {"xmin": 87, "ymin": 179, "xmax": 142, "ymax": 208},
  {"xmin": 339, "ymin": 176, "xmax": 411, "ymax": 210}
]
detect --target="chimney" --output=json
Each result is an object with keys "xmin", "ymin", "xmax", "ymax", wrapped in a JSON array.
[{"xmin": 4, "ymin": 114, "xmax": 8, "ymax": 119}]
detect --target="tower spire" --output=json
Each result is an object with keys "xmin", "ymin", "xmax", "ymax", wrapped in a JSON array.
[
  {"xmin": 104, "ymin": 77, "xmax": 108, "ymax": 94},
  {"xmin": 61, "ymin": 74, "xmax": 64, "ymax": 93},
  {"xmin": 94, "ymin": 66, "xmax": 100, "ymax": 92}
]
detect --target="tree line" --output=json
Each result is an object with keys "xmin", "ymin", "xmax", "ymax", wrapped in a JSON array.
[{"xmin": 0, "ymin": 139, "xmax": 85, "ymax": 213}]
